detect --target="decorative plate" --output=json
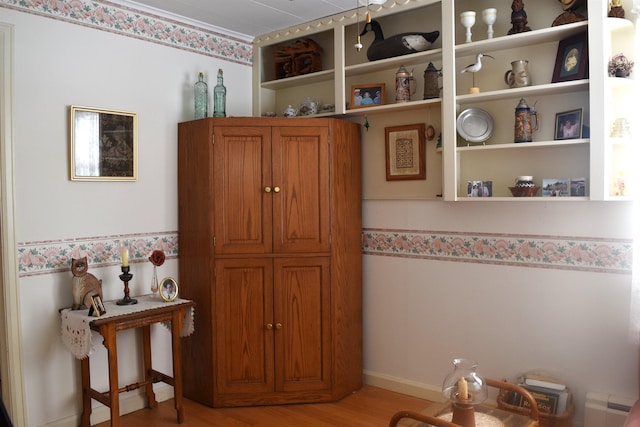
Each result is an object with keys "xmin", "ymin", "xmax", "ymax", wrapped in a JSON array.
[{"xmin": 456, "ymin": 108, "xmax": 494, "ymax": 143}]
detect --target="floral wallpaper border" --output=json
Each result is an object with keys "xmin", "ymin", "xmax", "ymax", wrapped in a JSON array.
[
  {"xmin": 18, "ymin": 231, "xmax": 178, "ymax": 277},
  {"xmin": 363, "ymin": 228, "xmax": 633, "ymax": 274},
  {"xmin": 0, "ymin": 0, "xmax": 252, "ymax": 65},
  {"xmin": 18, "ymin": 229, "xmax": 632, "ymax": 277}
]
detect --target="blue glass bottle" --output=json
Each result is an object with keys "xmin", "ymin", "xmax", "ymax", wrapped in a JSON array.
[
  {"xmin": 194, "ymin": 72, "xmax": 208, "ymax": 119},
  {"xmin": 213, "ymin": 68, "xmax": 226, "ymax": 117}
]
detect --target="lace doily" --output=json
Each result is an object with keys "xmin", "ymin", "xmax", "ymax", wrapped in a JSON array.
[{"xmin": 60, "ymin": 295, "xmax": 195, "ymax": 359}]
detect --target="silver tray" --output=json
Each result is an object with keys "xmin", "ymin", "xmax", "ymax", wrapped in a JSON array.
[{"xmin": 456, "ymin": 108, "xmax": 494, "ymax": 143}]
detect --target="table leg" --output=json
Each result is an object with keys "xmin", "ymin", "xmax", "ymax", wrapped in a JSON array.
[
  {"xmin": 171, "ymin": 309, "xmax": 185, "ymax": 423},
  {"xmin": 142, "ymin": 325, "xmax": 157, "ymax": 408},
  {"xmin": 103, "ymin": 324, "xmax": 120, "ymax": 427},
  {"xmin": 80, "ymin": 357, "xmax": 91, "ymax": 427}
]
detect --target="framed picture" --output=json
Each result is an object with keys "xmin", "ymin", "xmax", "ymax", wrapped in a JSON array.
[
  {"xmin": 554, "ymin": 109, "xmax": 583, "ymax": 140},
  {"xmin": 70, "ymin": 105, "xmax": 138, "ymax": 181},
  {"xmin": 552, "ymin": 31, "xmax": 588, "ymax": 83},
  {"xmin": 571, "ymin": 178, "xmax": 586, "ymax": 196},
  {"xmin": 542, "ymin": 178, "xmax": 570, "ymax": 197},
  {"xmin": 351, "ymin": 83, "xmax": 385, "ymax": 108},
  {"xmin": 467, "ymin": 180, "xmax": 493, "ymax": 197},
  {"xmin": 159, "ymin": 277, "xmax": 179, "ymax": 302},
  {"xmin": 385, "ymin": 124, "xmax": 426, "ymax": 181},
  {"xmin": 88, "ymin": 294, "xmax": 106, "ymax": 317}
]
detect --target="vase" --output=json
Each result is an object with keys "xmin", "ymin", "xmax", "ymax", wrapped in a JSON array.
[
  {"xmin": 615, "ymin": 70, "xmax": 630, "ymax": 78},
  {"xmin": 150, "ymin": 265, "xmax": 159, "ymax": 296}
]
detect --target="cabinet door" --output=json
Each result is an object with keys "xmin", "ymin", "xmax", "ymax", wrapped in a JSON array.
[
  {"xmin": 273, "ymin": 257, "xmax": 331, "ymax": 393},
  {"xmin": 214, "ymin": 126, "xmax": 273, "ymax": 254},
  {"xmin": 271, "ymin": 126, "xmax": 330, "ymax": 253},
  {"xmin": 215, "ymin": 258, "xmax": 275, "ymax": 395}
]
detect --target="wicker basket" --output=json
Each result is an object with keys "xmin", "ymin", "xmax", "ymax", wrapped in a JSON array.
[{"xmin": 497, "ymin": 389, "xmax": 574, "ymax": 427}]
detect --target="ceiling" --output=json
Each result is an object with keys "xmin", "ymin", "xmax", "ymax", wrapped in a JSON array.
[{"xmin": 126, "ymin": 0, "xmax": 365, "ymax": 40}]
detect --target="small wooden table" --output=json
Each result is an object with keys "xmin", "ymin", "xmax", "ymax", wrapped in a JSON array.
[{"xmin": 62, "ymin": 296, "xmax": 194, "ymax": 427}]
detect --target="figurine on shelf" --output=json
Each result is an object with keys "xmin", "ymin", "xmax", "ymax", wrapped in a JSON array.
[
  {"xmin": 552, "ymin": 0, "xmax": 587, "ymax": 26},
  {"xmin": 71, "ymin": 257, "xmax": 103, "ymax": 310},
  {"xmin": 508, "ymin": 0, "xmax": 531, "ymax": 35},
  {"xmin": 609, "ymin": 0, "xmax": 625, "ymax": 18}
]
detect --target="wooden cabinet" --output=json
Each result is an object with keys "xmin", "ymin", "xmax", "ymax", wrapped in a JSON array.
[{"xmin": 177, "ymin": 117, "xmax": 362, "ymax": 407}]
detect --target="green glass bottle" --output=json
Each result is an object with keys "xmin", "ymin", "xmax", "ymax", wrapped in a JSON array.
[
  {"xmin": 213, "ymin": 68, "xmax": 226, "ymax": 117},
  {"xmin": 194, "ymin": 72, "xmax": 208, "ymax": 119}
]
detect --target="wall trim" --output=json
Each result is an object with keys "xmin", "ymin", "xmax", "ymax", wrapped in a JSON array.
[
  {"xmin": 363, "ymin": 228, "xmax": 633, "ymax": 274},
  {"xmin": 0, "ymin": 0, "xmax": 252, "ymax": 65},
  {"xmin": 363, "ymin": 370, "xmax": 444, "ymax": 403}
]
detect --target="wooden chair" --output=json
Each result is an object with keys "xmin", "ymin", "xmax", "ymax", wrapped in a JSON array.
[{"xmin": 389, "ymin": 410, "xmax": 460, "ymax": 427}]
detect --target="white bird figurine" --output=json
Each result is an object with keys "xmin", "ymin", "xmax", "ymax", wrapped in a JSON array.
[{"xmin": 460, "ymin": 53, "xmax": 494, "ymax": 89}]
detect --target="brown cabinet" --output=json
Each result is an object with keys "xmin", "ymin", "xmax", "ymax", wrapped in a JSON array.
[{"xmin": 178, "ymin": 117, "xmax": 362, "ymax": 407}]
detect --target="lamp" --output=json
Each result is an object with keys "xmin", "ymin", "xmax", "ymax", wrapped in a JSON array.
[
  {"xmin": 442, "ymin": 358, "xmax": 488, "ymax": 427},
  {"xmin": 355, "ymin": 0, "xmax": 386, "ymax": 50}
]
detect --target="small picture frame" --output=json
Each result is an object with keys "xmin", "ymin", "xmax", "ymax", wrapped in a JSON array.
[
  {"xmin": 554, "ymin": 109, "xmax": 583, "ymax": 140},
  {"xmin": 467, "ymin": 180, "xmax": 493, "ymax": 197},
  {"xmin": 159, "ymin": 277, "xmax": 179, "ymax": 302},
  {"xmin": 542, "ymin": 178, "xmax": 570, "ymax": 197},
  {"xmin": 385, "ymin": 124, "xmax": 426, "ymax": 181},
  {"xmin": 351, "ymin": 83, "xmax": 385, "ymax": 108},
  {"xmin": 88, "ymin": 294, "xmax": 106, "ymax": 317},
  {"xmin": 70, "ymin": 105, "xmax": 138, "ymax": 181},
  {"xmin": 552, "ymin": 31, "xmax": 589, "ymax": 83},
  {"xmin": 571, "ymin": 178, "xmax": 586, "ymax": 196}
]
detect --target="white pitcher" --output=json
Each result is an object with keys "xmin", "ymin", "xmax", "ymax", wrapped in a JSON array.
[{"xmin": 504, "ymin": 59, "xmax": 531, "ymax": 88}]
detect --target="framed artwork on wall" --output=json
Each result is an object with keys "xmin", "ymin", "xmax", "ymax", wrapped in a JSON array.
[
  {"xmin": 385, "ymin": 123, "xmax": 426, "ymax": 181},
  {"xmin": 70, "ymin": 105, "xmax": 138, "ymax": 181}
]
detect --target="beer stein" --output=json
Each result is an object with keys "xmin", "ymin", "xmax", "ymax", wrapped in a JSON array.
[
  {"xmin": 514, "ymin": 98, "xmax": 538, "ymax": 143},
  {"xmin": 396, "ymin": 65, "xmax": 416, "ymax": 103}
]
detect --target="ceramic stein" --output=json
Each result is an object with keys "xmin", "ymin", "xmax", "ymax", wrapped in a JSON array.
[
  {"xmin": 504, "ymin": 59, "xmax": 531, "ymax": 88},
  {"xmin": 395, "ymin": 65, "xmax": 417, "ymax": 103}
]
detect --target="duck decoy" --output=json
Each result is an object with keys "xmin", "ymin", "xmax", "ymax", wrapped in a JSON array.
[{"xmin": 359, "ymin": 19, "xmax": 440, "ymax": 61}]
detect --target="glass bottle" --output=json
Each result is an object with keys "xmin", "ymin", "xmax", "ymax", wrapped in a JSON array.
[
  {"xmin": 213, "ymin": 68, "xmax": 226, "ymax": 117},
  {"xmin": 194, "ymin": 72, "xmax": 208, "ymax": 119},
  {"xmin": 150, "ymin": 265, "xmax": 159, "ymax": 296}
]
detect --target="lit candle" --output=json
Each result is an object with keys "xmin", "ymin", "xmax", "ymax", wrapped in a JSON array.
[
  {"xmin": 458, "ymin": 376, "xmax": 468, "ymax": 400},
  {"xmin": 121, "ymin": 246, "xmax": 129, "ymax": 267}
]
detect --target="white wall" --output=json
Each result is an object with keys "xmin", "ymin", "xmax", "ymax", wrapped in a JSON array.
[
  {"xmin": 362, "ymin": 199, "xmax": 636, "ymax": 425},
  {"xmin": 3, "ymin": 7, "xmax": 251, "ymax": 426}
]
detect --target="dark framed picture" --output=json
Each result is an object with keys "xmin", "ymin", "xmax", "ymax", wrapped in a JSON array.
[
  {"xmin": 467, "ymin": 180, "xmax": 493, "ymax": 197},
  {"xmin": 385, "ymin": 124, "xmax": 426, "ymax": 181},
  {"xmin": 554, "ymin": 109, "xmax": 583, "ymax": 140},
  {"xmin": 552, "ymin": 31, "xmax": 588, "ymax": 83},
  {"xmin": 88, "ymin": 294, "xmax": 106, "ymax": 317},
  {"xmin": 351, "ymin": 83, "xmax": 385, "ymax": 108},
  {"xmin": 160, "ymin": 277, "xmax": 179, "ymax": 302},
  {"xmin": 70, "ymin": 105, "xmax": 138, "ymax": 181}
]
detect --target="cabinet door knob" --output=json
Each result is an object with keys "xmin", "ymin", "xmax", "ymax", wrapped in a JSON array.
[
  {"xmin": 273, "ymin": 186, "xmax": 280, "ymax": 193},
  {"xmin": 266, "ymin": 323, "xmax": 273, "ymax": 330},
  {"xmin": 264, "ymin": 186, "xmax": 272, "ymax": 193},
  {"xmin": 275, "ymin": 322, "xmax": 283, "ymax": 329}
]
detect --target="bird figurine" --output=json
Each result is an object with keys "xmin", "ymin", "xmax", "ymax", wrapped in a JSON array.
[
  {"xmin": 460, "ymin": 53, "xmax": 494, "ymax": 92},
  {"xmin": 359, "ymin": 19, "xmax": 440, "ymax": 61}
]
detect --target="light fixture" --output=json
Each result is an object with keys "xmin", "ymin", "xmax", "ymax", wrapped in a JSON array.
[{"xmin": 355, "ymin": 0, "xmax": 384, "ymax": 50}]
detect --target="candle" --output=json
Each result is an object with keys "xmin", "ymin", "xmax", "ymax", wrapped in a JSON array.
[
  {"xmin": 458, "ymin": 376, "xmax": 468, "ymax": 400},
  {"xmin": 121, "ymin": 246, "xmax": 129, "ymax": 267}
]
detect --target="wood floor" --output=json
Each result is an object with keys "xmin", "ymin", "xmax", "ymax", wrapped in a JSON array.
[{"xmin": 96, "ymin": 385, "xmax": 433, "ymax": 427}]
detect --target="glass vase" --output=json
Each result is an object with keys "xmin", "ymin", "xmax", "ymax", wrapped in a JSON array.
[
  {"xmin": 442, "ymin": 358, "xmax": 488, "ymax": 403},
  {"xmin": 150, "ymin": 265, "xmax": 159, "ymax": 296}
]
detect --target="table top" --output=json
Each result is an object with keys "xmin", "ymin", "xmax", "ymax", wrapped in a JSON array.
[{"xmin": 398, "ymin": 401, "xmax": 537, "ymax": 427}]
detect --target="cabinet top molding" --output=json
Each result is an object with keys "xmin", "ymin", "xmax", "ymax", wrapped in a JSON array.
[{"xmin": 253, "ymin": 0, "xmax": 439, "ymax": 45}]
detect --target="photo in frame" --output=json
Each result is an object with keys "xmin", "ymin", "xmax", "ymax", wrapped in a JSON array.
[
  {"xmin": 159, "ymin": 277, "xmax": 179, "ymax": 302},
  {"xmin": 351, "ymin": 83, "xmax": 385, "ymax": 108},
  {"xmin": 542, "ymin": 178, "xmax": 570, "ymax": 197},
  {"xmin": 554, "ymin": 108, "xmax": 583, "ymax": 140},
  {"xmin": 467, "ymin": 180, "xmax": 493, "ymax": 197},
  {"xmin": 88, "ymin": 294, "xmax": 106, "ymax": 317},
  {"xmin": 385, "ymin": 124, "xmax": 426, "ymax": 181},
  {"xmin": 552, "ymin": 31, "xmax": 589, "ymax": 83},
  {"xmin": 70, "ymin": 105, "xmax": 138, "ymax": 181}
]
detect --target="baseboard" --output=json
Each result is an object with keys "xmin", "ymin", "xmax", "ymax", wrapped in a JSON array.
[
  {"xmin": 42, "ymin": 385, "xmax": 175, "ymax": 427},
  {"xmin": 363, "ymin": 370, "xmax": 445, "ymax": 403}
]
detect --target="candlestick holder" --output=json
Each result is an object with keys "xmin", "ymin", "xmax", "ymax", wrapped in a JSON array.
[
  {"xmin": 117, "ymin": 266, "xmax": 138, "ymax": 305},
  {"xmin": 442, "ymin": 358, "xmax": 488, "ymax": 427}
]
